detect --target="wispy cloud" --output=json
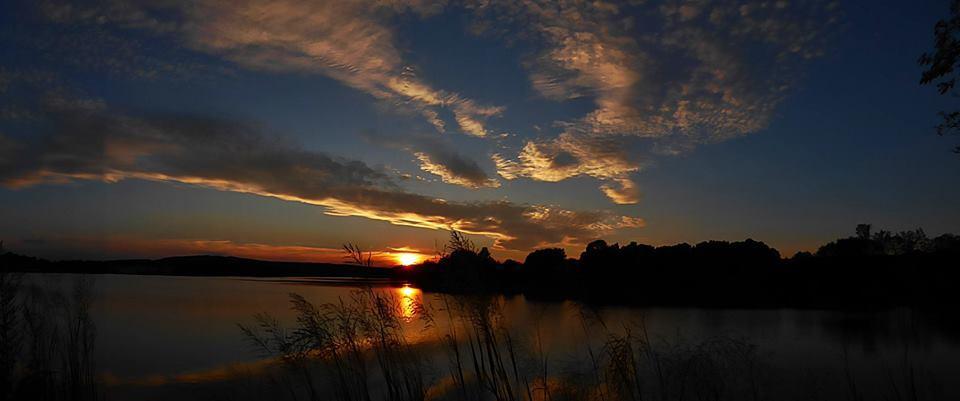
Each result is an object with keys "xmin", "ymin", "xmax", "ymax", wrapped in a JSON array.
[
  {"xmin": 493, "ymin": 132, "xmax": 643, "ymax": 203},
  {"xmin": 38, "ymin": 0, "xmax": 502, "ymax": 137},
  {"xmin": 362, "ymin": 130, "xmax": 500, "ymax": 189},
  {"xmin": 600, "ymin": 178, "xmax": 641, "ymax": 205},
  {"xmin": 0, "ymin": 98, "xmax": 640, "ymax": 250},
  {"xmin": 24, "ymin": 0, "xmax": 837, "ymax": 206},
  {"xmin": 414, "ymin": 152, "xmax": 501, "ymax": 189},
  {"xmin": 472, "ymin": 0, "xmax": 838, "ymax": 203}
]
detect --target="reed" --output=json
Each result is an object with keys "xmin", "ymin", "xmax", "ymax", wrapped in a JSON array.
[
  {"xmin": 0, "ymin": 274, "xmax": 100, "ymax": 401},
  {"xmin": 240, "ymin": 288, "xmax": 426, "ymax": 401}
]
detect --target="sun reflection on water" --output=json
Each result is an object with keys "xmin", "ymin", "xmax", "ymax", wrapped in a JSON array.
[{"xmin": 397, "ymin": 285, "xmax": 422, "ymax": 321}]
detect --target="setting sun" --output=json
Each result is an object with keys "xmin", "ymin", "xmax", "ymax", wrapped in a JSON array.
[{"xmin": 396, "ymin": 253, "xmax": 420, "ymax": 266}]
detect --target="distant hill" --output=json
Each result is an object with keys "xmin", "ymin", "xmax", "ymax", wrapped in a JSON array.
[{"xmin": 0, "ymin": 252, "xmax": 396, "ymax": 278}]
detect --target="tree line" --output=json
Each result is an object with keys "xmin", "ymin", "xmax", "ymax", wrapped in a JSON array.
[{"xmin": 399, "ymin": 225, "xmax": 960, "ymax": 307}]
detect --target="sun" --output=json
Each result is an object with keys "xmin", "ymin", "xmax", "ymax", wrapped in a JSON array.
[{"xmin": 396, "ymin": 253, "xmax": 420, "ymax": 266}]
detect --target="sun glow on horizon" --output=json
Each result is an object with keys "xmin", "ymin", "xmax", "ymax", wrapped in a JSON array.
[{"xmin": 396, "ymin": 252, "xmax": 421, "ymax": 266}]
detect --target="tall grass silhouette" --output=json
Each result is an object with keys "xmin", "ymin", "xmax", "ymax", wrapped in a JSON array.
[
  {"xmin": 231, "ymin": 232, "xmax": 944, "ymax": 401},
  {"xmin": 239, "ymin": 288, "xmax": 426, "ymax": 401},
  {"xmin": 235, "ymin": 290, "xmax": 793, "ymax": 401},
  {"xmin": 0, "ymin": 272, "xmax": 99, "ymax": 401}
]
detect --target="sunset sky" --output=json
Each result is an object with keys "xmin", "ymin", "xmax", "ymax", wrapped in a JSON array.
[{"xmin": 1, "ymin": 0, "xmax": 958, "ymax": 264}]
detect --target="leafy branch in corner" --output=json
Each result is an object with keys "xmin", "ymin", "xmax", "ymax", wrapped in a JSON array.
[{"xmin": 919, "ymin": 0, "xmax": 960, "ymax": 153}]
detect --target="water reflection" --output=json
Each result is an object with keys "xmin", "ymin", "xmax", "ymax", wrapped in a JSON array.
[
  {"xmin": 26, "ymin": 273, "xmax": 958, "ymax": 401},
  {"xmin": 397, "ymin": 284, "xmax": 421, "ymax": 321}
]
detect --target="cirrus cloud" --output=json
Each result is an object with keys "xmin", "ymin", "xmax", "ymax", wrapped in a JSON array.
[
  {"xmin": 472, "ymin": 0, "xmax": 838, "ymax": 203},
  {"xmin": 38, "ymin": 0, "xmax": 503, "ymax": 137}
]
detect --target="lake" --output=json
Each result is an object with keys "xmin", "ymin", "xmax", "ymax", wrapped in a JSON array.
[{"xmin": 19, "ymin": 273, "xmax": 960, "ymax": 401}]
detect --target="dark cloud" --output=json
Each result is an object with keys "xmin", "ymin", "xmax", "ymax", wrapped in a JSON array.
[
  {"xmin": 0, "ymin": 99, "xmax": 640, "ymax": 250},
  {"xmin": 0, "ymin": 107, "xmax": 390, "ymax": 192},
  {"xmin": 362, "ymin": 130, "xmax": 500, "ymax": 188},
  {"xmin": 18, "ymin": 0, "xmax": 838, "ymax": 207}
]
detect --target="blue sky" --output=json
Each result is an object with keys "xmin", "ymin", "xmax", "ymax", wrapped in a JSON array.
[{"xmin": 1, "ymin": 0, "xmax": 958, "ymax": 263}]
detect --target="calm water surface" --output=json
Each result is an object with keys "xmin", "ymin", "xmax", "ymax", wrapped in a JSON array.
[{"xmin": 25, "ymin": 273, "xmax": 960, "ymax": 399}]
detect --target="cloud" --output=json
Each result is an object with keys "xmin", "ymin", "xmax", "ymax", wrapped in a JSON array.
[
  {"xmin": 15, "ymin": 0, "xmax": 838, "ymax": 210},
  {"xmin": 16, "ymin": 2, "xmax": 226, "ymax": 81},
  {"xmin": 493, "ymin": 132, "xmax": 642, "ymax": 203},
  {"xmin": 362, "ymin": 130, "xmax": 500, "ymax": 189},
  {"xmin": 600, "ymin": 178, "xmax": 641, "ymax": 205},
  {"xmin": 0, "ymin": 99, "xmax": 640, "ymax": 250},
  {"xmin": 414, "ymin": 152, "xmax": 500, "ymax": 189},
  {"xmin": 472, "ymin": 0, "xmax": 838, "ymax": 202},
  {"xmin": 494, "ymin": 133, "xmax": 639, "ymax": 182},
  {"xmin": 38, "ymin": 0, "xmax": 502, "ymax": 137},
  {"xmin": 475, "ymin": 0, "xmax": 836, "ymax": 140}
]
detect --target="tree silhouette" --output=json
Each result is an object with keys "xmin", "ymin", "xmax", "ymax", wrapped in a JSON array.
[
  {"xmin": 5, "ymin": 226, "xmax": 960, "ymax": 307},
  {"xmin": 523, "ymin": 248, "xmax": 566, "ymax": 275},
  {"xmin": 919, "ymin": 0, "xmax": 960, "ymax": 153}
]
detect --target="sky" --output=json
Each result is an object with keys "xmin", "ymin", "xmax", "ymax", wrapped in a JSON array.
[{"xmin": 1, "ymin": 0, "xmax": 958, "ymax": 265}]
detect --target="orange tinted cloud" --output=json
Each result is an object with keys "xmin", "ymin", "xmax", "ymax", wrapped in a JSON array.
[
  {"xmin": 493, "ymin": 133, "xmax": 642, "ymax": 204},
  {"xmin": 0, "ymin": 104, "xmax": 642, "ymax": 251}
]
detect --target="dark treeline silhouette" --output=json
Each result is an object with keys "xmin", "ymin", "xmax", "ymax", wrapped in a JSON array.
[
  {"xmin": 3, "ymin": 225, "xmax": 960, "ymax": 307},
  {"xmin": 399, "ymin": 225, "xmax": 960, "ymax": 307}
]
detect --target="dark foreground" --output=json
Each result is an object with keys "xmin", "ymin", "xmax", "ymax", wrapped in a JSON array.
[{"xmin": 2, "ymin": 273, "xmax": 959, "ymax": 401}]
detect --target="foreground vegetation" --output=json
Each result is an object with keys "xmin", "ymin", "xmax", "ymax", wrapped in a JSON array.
[
  {"xmin": 0, "ymin": 227, "xmax": 953, "ymax": 401},
  {"xmin": 232, "ymin": 289, "xmax": 939, "ymax": 401},
  {"xmin": 0, "ymin": 271, "xmax": 99, "ymax": 401},
  {"xmin": 222, "ymin": 229, "xmax": 955, "ymax": 401}
]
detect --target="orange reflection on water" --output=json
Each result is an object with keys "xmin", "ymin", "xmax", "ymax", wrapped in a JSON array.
[{"xmin": 397, "ymin": 285, "xmax": 422, "ymax": 321}]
